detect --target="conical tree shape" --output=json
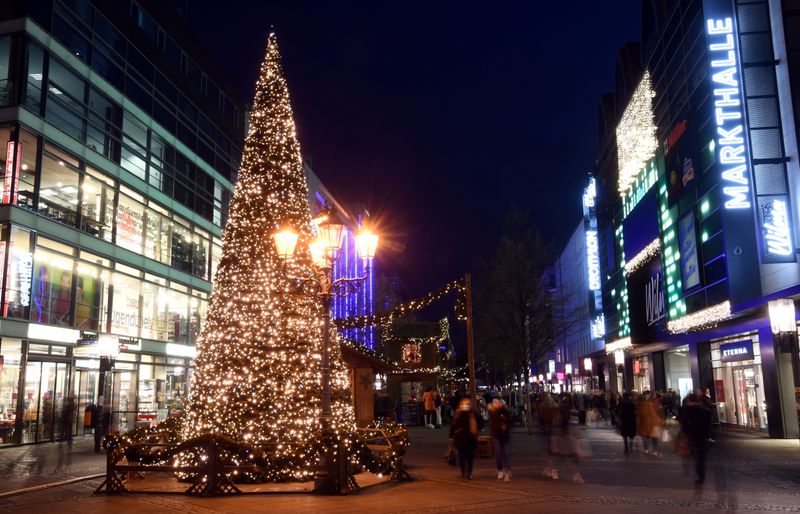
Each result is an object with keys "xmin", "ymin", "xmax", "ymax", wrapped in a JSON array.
[{"xmin": 183, "ymin": 33, "xmax": 354, "ymax": 481}]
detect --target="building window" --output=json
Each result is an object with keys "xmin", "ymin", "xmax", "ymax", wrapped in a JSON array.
[
  {"xmin": 115, "ymin": 187, "xmax": 145, "ymax": 254},
  {"xmin": 3, "ymin": 226, "xmax": 33, "ymax": 320},
  {"xmin": 29, "ymin": 248, "xmax": 74, "ymax": 326},
  {"xmin": 74, "ymin": 260, "xmax": 107, "ymax": 331},
  {"xmin": 38, "ymin": 145, "xmax": 80, "ymax": 228},
  {"xmin": 109, "ymin": 271, "xmax": 140, "ymax": 337},
  {"xmin": 80, "ymin": 167, "xmax": 115, "ymax": 242},
  {"xmin": 45, "ymin": 59, "xmax": 86, "ymax": 142}
]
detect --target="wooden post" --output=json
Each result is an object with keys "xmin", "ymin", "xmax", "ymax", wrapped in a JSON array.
[{"xmin": 464, "ymin": 273, "xmax": 477, "ymax": 409}]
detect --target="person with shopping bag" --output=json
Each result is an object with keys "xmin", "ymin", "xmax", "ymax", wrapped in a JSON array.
[{"xmin": 450, "ymin": 397, "xmax": 479, "ymax": 480}]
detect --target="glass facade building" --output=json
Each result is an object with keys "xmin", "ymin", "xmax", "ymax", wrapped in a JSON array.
[
  {"xmin": 0, "ymin": 0, "xmax": 244, "ymax": 444},
  {"xmin": 594, "ymin": 0, "xmax": 800, "ymax": 438}
]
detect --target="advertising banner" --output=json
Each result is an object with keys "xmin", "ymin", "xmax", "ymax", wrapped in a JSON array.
[
  {"xmin": 628, "ymin": 254, "xmax": 667, "ymax": 344},
  {"xmin": 678, "ymin": 213, "xmax": 701, "ymax": 290}
]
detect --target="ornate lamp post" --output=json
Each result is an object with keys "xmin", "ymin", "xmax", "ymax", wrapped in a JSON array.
[{"xmin": 272, "ymin": 208, "xmax": 378, "ymax": 493}]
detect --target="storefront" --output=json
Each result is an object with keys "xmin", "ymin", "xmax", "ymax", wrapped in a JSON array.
[
  {"xmin": 711, "ymin": 335, "xmax": 767, "ymax": 431},
  {"xmin": 631, "ymin": 354, "xmax": 650, "ymax": 393},
  {"xmin": 0, "ymin": 330, "xmax": 193, "ymax": 446},
  {"xmin": 664, "ymin": 344, "xmax": 693, "ymax": 400}
]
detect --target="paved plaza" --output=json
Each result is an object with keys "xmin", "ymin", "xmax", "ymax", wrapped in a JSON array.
[{"xmin": 0, "ymin": 423, "xmax": 799, "ymax": 513}]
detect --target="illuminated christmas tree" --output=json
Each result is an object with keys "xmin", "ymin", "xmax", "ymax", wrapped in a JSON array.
[{"xmin": 183, "ymin": 33, "xmax": 354, "ymax": 481}]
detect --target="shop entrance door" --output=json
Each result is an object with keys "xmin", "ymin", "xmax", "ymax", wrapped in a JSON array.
[
  {"xmin": 21, "ymin": 360, "xmax": 71, "ymax": 444},
  {"xmin": 73, "ymin": 369, "xmax": 99, "ymax": 437},
  {"xmin": 110, "ymin": 370, "xmax": 136, "ymax": 433},
  {"xmin": 733, "ymin": 366, "xmax": 762, "ymax": 429}
]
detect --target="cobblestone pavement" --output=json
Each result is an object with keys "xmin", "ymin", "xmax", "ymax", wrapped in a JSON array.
[{"xmin": 0, "ymin": 422, "xmax": 798, "ymax": 513}]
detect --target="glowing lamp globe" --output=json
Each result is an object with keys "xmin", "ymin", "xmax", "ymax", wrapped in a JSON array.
[
  {"xmin": 273, "ymin": 227, "xmax": 299, "ymax": 260},
  {"xmin": 355, "ymin": 229, "xmax": 379, "ymax": 260},
  {"xmin": 316, "ymin": 211, "xmax": 345, "ymax": 250},
  {"xmin": 309, "ymin": 238, "xmax": 328, "ymax": 267}
]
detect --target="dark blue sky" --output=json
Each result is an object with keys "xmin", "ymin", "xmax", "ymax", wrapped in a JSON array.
[{"xmin": 189, "ymin": 1, "xmax": 641, "ymax": 298}]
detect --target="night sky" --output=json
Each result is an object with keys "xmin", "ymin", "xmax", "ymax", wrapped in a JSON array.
[{"xmin": 188, "ymin": 1, "xmax": 641, "ymax": 299}]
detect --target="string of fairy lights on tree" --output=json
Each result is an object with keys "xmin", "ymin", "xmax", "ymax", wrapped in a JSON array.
[{"xmin": 180, "ymin": 32, "xmax": 354, "ymax": 482}]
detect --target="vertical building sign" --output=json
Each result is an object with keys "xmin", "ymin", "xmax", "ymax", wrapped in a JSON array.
[
  {"xmin": 3, "ymin": 141, "xmax": 20, "ymax": 205},
  {"xmin": 703, "ymin": 0, "xmax": 763, "ymax": 302}
]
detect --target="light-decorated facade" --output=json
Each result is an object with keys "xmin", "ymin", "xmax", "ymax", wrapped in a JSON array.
[
  {"xmin": 595, "ymin": 0, "xmax": 800, "ymax": 438},
  {"xmin": 0, "ymin": 0, "xmax": 247, "ymax": 445}
]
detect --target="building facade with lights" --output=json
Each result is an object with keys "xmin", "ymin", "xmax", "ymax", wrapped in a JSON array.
[
  {"xmin": 545, "ymin": 177, "xmax": 606, "ymax": 393},
  {"xmin": 0, "ymin": 0, "xmax": 245, "ymax": 445},
  {"xmin": 595, "ymin": 0, "xmax": 800, "ymax": 437}
]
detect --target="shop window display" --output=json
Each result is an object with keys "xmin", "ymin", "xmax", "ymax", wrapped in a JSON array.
[
  {"xmin": 166, "ymin": 288, "xmax": 189, "ymax": 344},
  {"xmin": 109, "ymin": 272, "xmax": 140, "ymax": 337},
  {"xmin": 140, "ymin": 281, "xmax": 168, "ymax": 341},
  {"xmin": 115, "ymin": 187, "xmax": 145, "ymax": 254},
  {"xmin": 2, "ymin": 226, "xmax": 33, "ymax": 320},
  {"xmin": 29, "ymin": 249, "xmax": 74, "ymax": 326},
  {"xmin": 75, "ymin": 262, "xmax": 107, "ymax": 331},
  {"xmin": 0, "ymin": 340, "xmax": 22, "ymax": 444},
  {"xmin": 711, "ymin": 339, "xmax": 767, "ymax": 431}
]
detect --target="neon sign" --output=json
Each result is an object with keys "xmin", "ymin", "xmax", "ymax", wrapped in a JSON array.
[
  {"xmin": 586, "ymin": 229, "xmax": 601, "ymax": 291},
  {"xmin": 761, "ymin": 199, "xmax": 793, "ymax": 257},
  {"xmin": 3, "ymin": 141, "xmax": 20, "ymax": 205},
  {"xmin": 706, "ymin": 17, "xmax": 750, "ymax": 210},
  {"xmin": 591, "ymin": 314, "xmax": 605, "ymax": 339}
]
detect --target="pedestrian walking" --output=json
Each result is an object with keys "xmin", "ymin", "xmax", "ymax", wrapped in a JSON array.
[
  {"xmin": 449, "ymin": 397, "xmax": 479, "ymax": 480},
  {"xmin": 434, "ymin": 390, "xmax": 443, "ymax": 427},
  {"xmin": 618, "ymin": 392, "xmax": 637, "ymax": 453},
  {"xmin": 423, "ymin": 386, "xmax": 436, "ymax": 429},
  {"xmin": 637, "ymin": 391, "xmax": 662, "ymax": 455},
  {"xmin": 488, "ymin": 396, "xmax": 512, "ymax": 481},
  {"xmin": 549, "ymin": 394, "xmax": 585, "ymax": 483},
  {"xmin": 60, "ymin": 396, "xmax": 76, "ymax": 449},
  {"xmin": 682, "ymin": 390, "xmax": 712, "ymax": 485}
]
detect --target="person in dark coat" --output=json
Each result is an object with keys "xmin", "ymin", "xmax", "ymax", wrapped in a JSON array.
[
  {"xmin": 682, "ymin": 390, "xmax": 712, "ymax": 485},
  {"xmin": 618, "ymin": 392, "xmax": 637, "ymax": 453},
  {"xmin": 449, "ymin": 397, "xmax": 479, "ymax": 480},
  {"xmin": 488, "ymin": 397, "xmax": 512, "ymax": 481}
]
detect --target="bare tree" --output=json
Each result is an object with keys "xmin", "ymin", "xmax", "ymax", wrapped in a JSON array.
[{"xmin": 475, "ymin": 209, "xmax": 586, "ymax": 433}]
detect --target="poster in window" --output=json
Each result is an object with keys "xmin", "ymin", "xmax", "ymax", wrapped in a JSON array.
[{"xmin": 678, "ymin": 213, "xmax": 701, "ymax": 290}]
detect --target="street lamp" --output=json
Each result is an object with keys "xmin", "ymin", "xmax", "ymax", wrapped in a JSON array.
[
  {"xmin": 272, "ymin": 207, "xmax": 378, "ymax": 494},
  {"xmin": 583, "ymin": 357, "xmax": 593, "ymax": 391}
]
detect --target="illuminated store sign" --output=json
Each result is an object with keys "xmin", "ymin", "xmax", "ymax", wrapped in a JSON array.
[
  {"xmin": 586, "ymin": 229, "xmax": 600, "ymax": 291},
  {"xmin": 3, "ymin": 141, "xmax": 20, "ymax": 205},
  {"xmin": 583, "ymin": 177, "xmax": 596, "ymax": 210},
  {"xmin": 760, "ymin": 199, "xmax": 793, "ymax": 258},
  {"xmin": 590, "ymin": 314, "xmax": 605, "ymax": 339},
  {"xmin": 706, "ymin": 16, "xmax": 750, "ymax": 210},
  {"xmin": 719, "ymin": 339, "xmax": 754, "ymax": 363},
  {"xmin": 645, "ymin": 272, "xmax": 665, "ymax": 327}
]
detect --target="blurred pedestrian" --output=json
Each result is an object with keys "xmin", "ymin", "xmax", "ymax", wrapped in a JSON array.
[
  {"xmin": 450, "ymin": 397, "xmax": 479, "ymax": 480},
  {"xmin": 618, "ymin": 392, "xmax": 637, "ymax": 454},
  {"xmin": 637, "ymin": 391, "xmax": 662, "ymax": 455},
  {"xmin": 550, "ymin": 394, "xmax": 585, "ymax": 483},
  {"xmin": 683, "ymin": 390, "xmax": 712, "ymax": 485},
  {"xmin": 488, "ymin": 396, "xmax": 512, "ymax": 481},
  {"xmin": 61, "ymin": 396, "xmax": 76, "ymax": 449}
]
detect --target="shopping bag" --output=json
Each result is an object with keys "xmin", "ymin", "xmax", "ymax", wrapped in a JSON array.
[
  {"xmin": 444, "ymin": 441, "xmax": 457, "ymax": 465},
  {"xmin": 674, "ymin": 431, "xmax": 690, "ymax": 457},
  {"xmin": 660, "ymin": 427, "xmax": 672, "ymax": 443}
]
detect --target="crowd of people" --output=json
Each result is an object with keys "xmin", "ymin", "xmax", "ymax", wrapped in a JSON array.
[{"xmin": 441, "ymin": 386, "xmax": 715, "ymax": 486}]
